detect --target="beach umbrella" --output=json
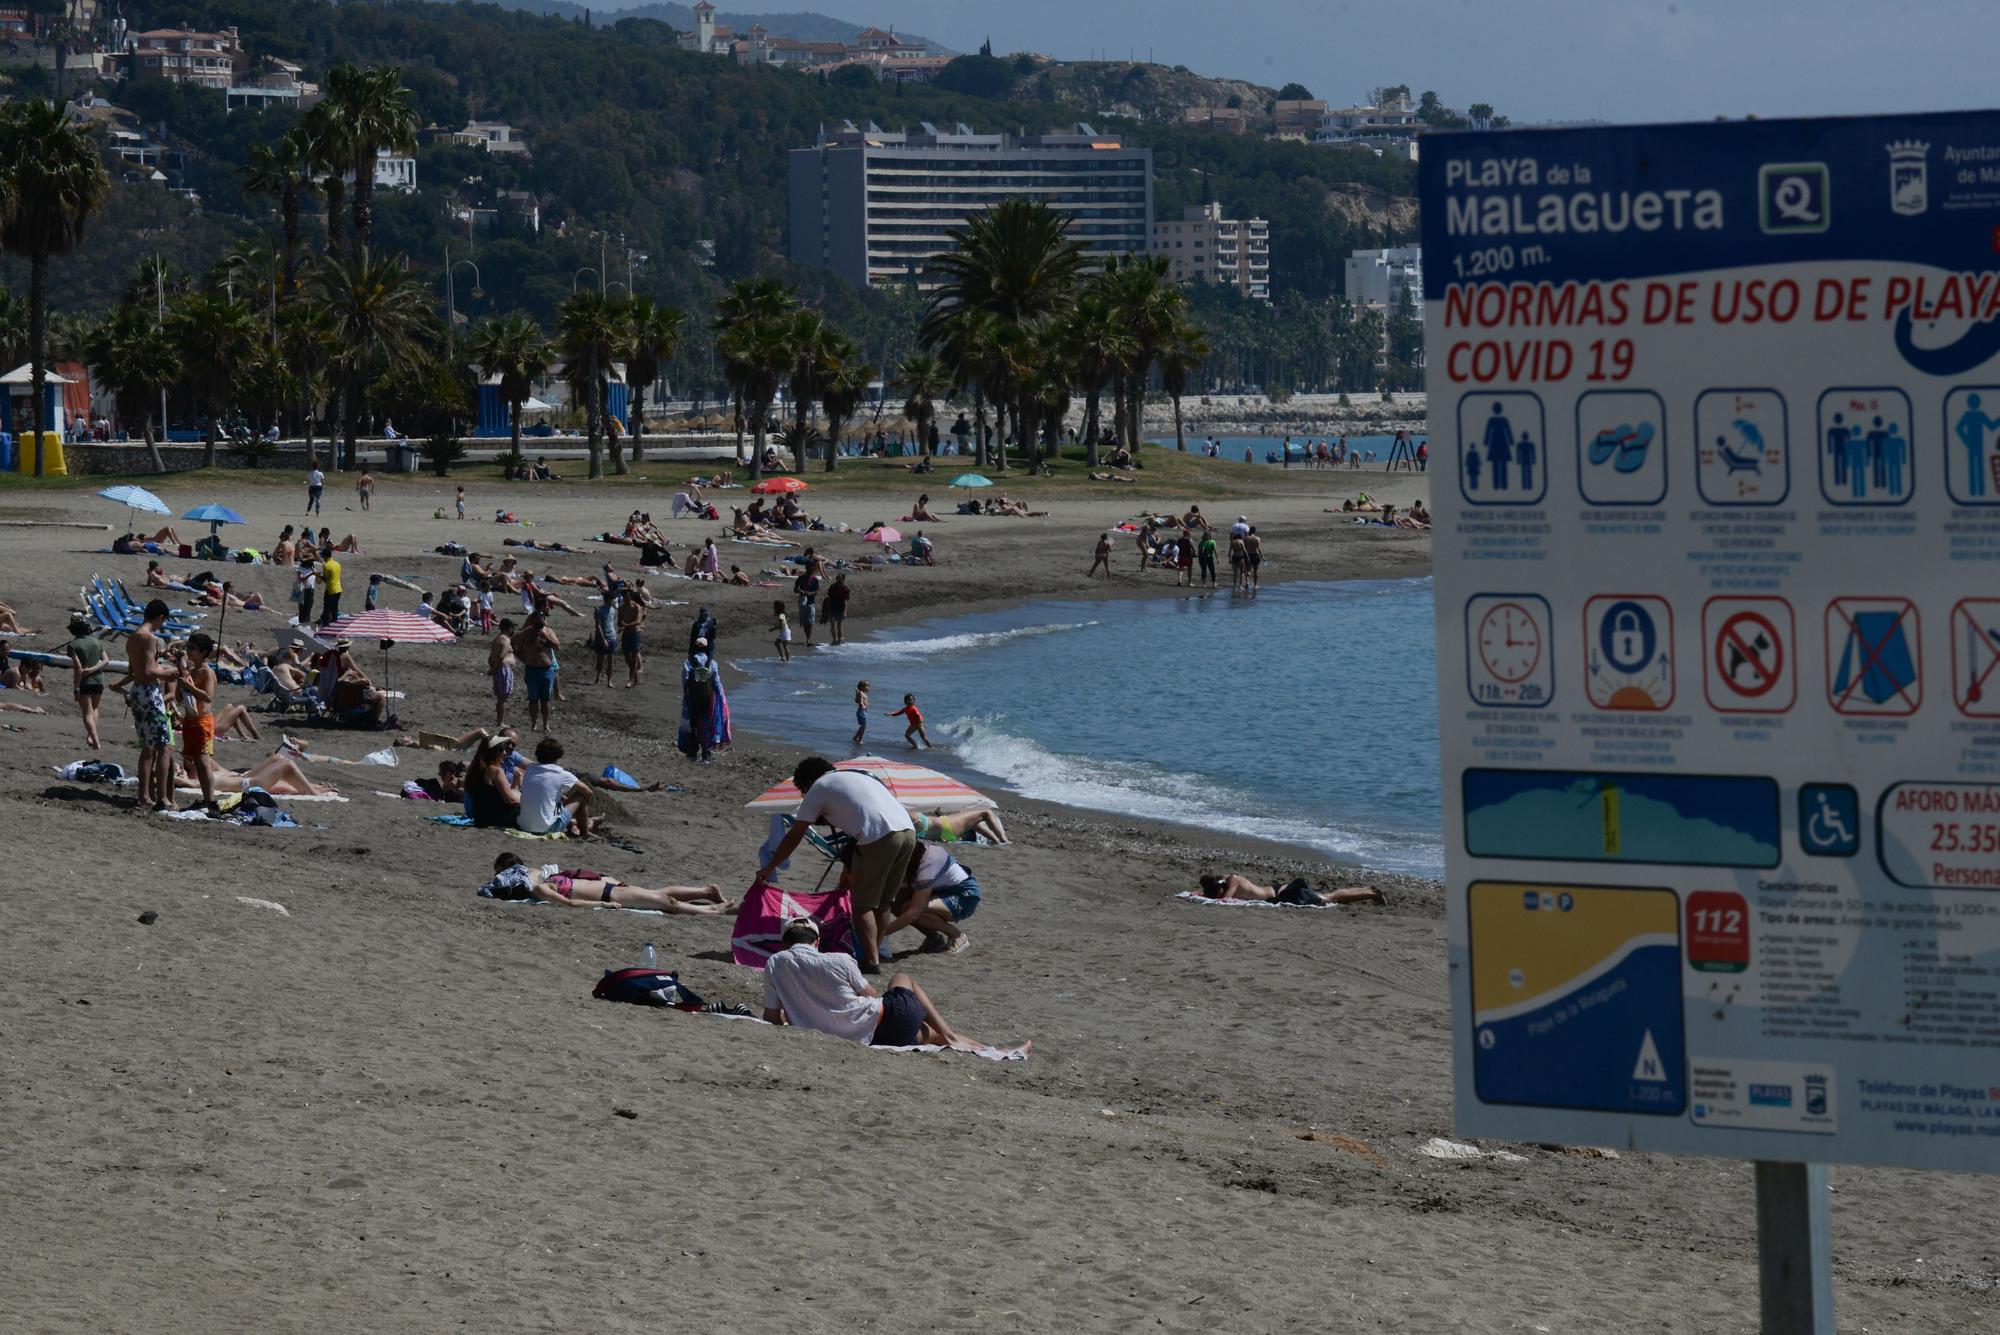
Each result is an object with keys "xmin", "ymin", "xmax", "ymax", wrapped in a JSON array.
[
  {"xmin": 949, "ymin": 473, "xmax": 992, "ymax": 489},
  {"xmin": 320, "ymin": 608, "xmax": 458, "ymax": 701},
  {"xmin": 862, "ymin": 526, "xmax": 902, "ymax": 544},
  {"xmin": 97, "ymin": 484, "xmax": 169, "ymax": 528},
  {"xmin": 746, "ymin": 755, "xmax": 991, "ymax": 813},
  {"xmin": 182, "ymin": 502, "xmax": 247, "ymax": 542},
  {"xmin": 751, "ymin": 476, "xmax": 808, "ymax": 495}
]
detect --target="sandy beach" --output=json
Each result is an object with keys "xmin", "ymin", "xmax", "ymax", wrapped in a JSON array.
[{"xmin": 0, "ymin": 457, "xmax": 1991, "ymax": 1333}]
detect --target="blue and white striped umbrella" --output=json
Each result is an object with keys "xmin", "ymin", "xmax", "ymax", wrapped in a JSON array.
[{"xmin": 96, "ymin": 484, "xmax": 169, "ymax": 515}]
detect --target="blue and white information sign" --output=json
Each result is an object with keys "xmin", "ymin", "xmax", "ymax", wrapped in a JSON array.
[{"xmin": 1425, "ymin": 111, "xmax": 2000, "ymax": 1171}]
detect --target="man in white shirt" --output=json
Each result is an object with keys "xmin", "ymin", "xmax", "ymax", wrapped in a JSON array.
[
  {"xmin": 307, "ymin": 464, "xmax": 324, "ymax": 515},
  {"xmin": 760, "ymin": 917, "xmax": 1024, "ymax": 1054},
  {"xmin": 757, "ymin": 755, "xmax": 915, "ymax": 974},
  {"xmin": 1229, "ymin": 514, "xmax": 1250, "ymax": 539},
  {"xmin": 518, "ymin": 735, "xmax": 593, "ymax": 835}
]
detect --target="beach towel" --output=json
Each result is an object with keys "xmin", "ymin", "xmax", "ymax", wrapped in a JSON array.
[
  {"xmin": 426, "ymin": 812, "xmax": 571, "ymax": 839},
  {"xmin": 731, "ymin": 882, "xmax": 854, "ymax": 968},
  {"xmin": 1176, "ymin": 890, "xmax": 1342, "ymax": 910},
  {"xmin": 869, "ymin": 1041, "xmax": 1029, "ymax": 1062}
]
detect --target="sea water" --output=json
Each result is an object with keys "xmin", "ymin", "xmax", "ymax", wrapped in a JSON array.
[
  {"xmin": 726, "ymin": 578, "xmax": 1443, "ymax": 875},
  {"xmin": 1149, "ymin": 434, "xmax": 1429, "ymax": 464}
]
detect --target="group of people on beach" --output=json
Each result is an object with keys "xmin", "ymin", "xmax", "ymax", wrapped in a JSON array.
[{"xmin": 1091, "ymin": 507, "xmax": 1263, "ymax": 592}]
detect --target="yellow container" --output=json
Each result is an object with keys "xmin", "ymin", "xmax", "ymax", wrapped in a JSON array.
[{"xmin": 16, "ymin": 431, "xmax": 66, "ymax": 475}]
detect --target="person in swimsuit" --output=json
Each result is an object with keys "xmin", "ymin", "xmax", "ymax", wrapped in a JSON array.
[
  {"xmin": 824, "ymin": 575, "xmax": 850, "ymax": 646},
  {"xmin": 912, "ymin": 806, "xmax": 1008, "ymax": 845},
  {"xmin": 488, "ymin": 618, "xmax": 517, "ymax": 726},
  {"xmin": 1196, "ymin": 873, "xmax": 1386, "ymax": 907},
  {"xmin": 1243, "ymin": 526, "xmax": 1263, "ymax": 592},
  {"xmin": 481, "ymin": 853, "xmax": 736, "ymax": 913},
  {"xmin": 853, "ymin": 679, "xmax": 869, "ymax": 746},
  {"xmin": 467, "ymin": 733, "xmax": 524, "ymax": 828},
  {"xmin": 618, "ymin": 589, "xmax": 646, "ymax": 687},
  {"xmin": 64, "ymin": 616, "xmax": 106, "ymax": 750},
  {"xmin": 120, "ymin": 598, "xmax": 178, "ymax": 811},
  {"xmin": 889, "ymin": 693, "xmax": 933, "ymax": 749},
  {"xmin": 1088, "ymin": 532, "xmax": 1112, "ymax": 578}
]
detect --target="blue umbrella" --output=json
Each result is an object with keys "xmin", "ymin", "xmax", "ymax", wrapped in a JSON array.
[
  {"xmin": 182, "ymin": 503, "xmax": 246, "ymax": 526},
  {"xmin": 97, "ymin": 484, "xmax": 169, "ymax": 515},
  {"xmin": 98, "ymin": 484, "xmax": 171, "ymax": 532},
  {"xmin": 950, "ymin": 473, "xmax": 993, "ymax": 488}
]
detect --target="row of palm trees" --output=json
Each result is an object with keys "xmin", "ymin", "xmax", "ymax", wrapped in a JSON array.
[{"xmin": 11, "ymin": 69, "xmax": 1217, "ymax": 481}]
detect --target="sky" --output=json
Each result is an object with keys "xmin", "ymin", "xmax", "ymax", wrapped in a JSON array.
[{"xmin": 775, "ymin": 0, "xmax": 1997, "ymax": 125}]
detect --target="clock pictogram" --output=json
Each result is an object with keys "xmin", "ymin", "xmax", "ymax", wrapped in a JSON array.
[
  {"xmin": 1479, "ymin": 602, "xmax": 1543, "ymax": 682},
  {"xmin": 1465, "ymin": 595, "xmax": 1554, "ymax": 708}
]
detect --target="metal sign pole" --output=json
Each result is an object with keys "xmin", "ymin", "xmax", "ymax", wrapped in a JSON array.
[{"xmin": 1754, "ymin": 1161, "xmax": 1833, "ymax": 1335}]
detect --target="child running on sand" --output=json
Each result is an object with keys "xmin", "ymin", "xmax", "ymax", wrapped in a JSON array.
[
  {"xmin": 455, "ymin": 486, "xmax": 466, "ymax": 520},
  {"xmin": 772, "ymin": 600, "xmax": 791, "ymax": 663},
  {"xmin": 889, "ymin": 693, "xmax": 932, "ymax": 749},
  {"xmin": 853, "ymin": 680, "xmax": 869, "ymax": 745}
]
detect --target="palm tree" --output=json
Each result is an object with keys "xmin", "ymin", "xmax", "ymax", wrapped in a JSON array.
[
  {"xmin": 785, "ymin": 308, "xmax": 832, "ymax": 440},
  {"xmin": 557, "ymin": 290, "xmax": 621, "ymax": 479},
  {"xmin": 716, "ymin": 314, "xmax": 794, "ymax": 479},
  {"xmin": 242, "ymin": 130, "xmax": 312, "ymax": 305},
  {"xmin": 0, "ymin": 99, "xmax": 106, "ymax": 474},
  {"xmin": 470, "ymin": 312, "xmax": 555, "ymax": 465},
  {"xmin": 299, "ymin": 103, "xmax": 349, "ymax": 258},
  {"xmin": 167, "ymin": 290, "xmax": 262, "ymax": 467},
  {"xmin": 1057, "ymin": 294, "xmax": 1135, "ymax": 467},
  {"xmin": 305, "ymin": 249, "xmax": 436, "ymax": 470},
  {"xmin": 324, "ymin": 64, "xmax": 417, "ymax": 255},
  {"xmin": 820, "ymin": 351, "xmax": 875, "ymax": 474},
  {"xmin": 83, "ymin": 302, "xmax": 179, "ymax": 473},
  {"xmin": 279, "ymin": 300, "xmax": 336, "ymax": 453},
  {"xmin": 920, "ymin": 198, "xmax": 1087, "ymax": 340},
  {"xmin": 622, "ymin": 296, "xmax": 685, "ymax": 464},
  {"xmin": 935, "ymin": 306, "xmax": 1001, "ymax": 468},
  {"xmin": 896, "ymin": 352, "xmax": 948, "ymax": 461},
  {"xmin": 1098, "ymin": 256, "xmax": 1183, "ymax": 451},
  {"xmin": 1156, "ymin": 319, "xmax": 1211, "ymax": 455},
  {"xmin": 712, "ymin": 276, "xmax": 800, "ymax": 477}
]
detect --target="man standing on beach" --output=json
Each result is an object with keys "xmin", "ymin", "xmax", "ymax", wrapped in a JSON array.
[
  {"xmin": 319, "ymin": 551, "xmax": 343, "ymax": 626},
  {"xmin": 489, "ymin": 617, "xmax": 517, "ymax": 726},
  {"xmin": 512, "ymin": 610, "xmax": 559, "ymax": 732},
  {"xmin": 618, "ymin": 586, "xmax": 646, "ymax": 688},
  {"xmin": 306, "ymin": 461, "xmax": 324, "ymax": 515},
  {"xmin": 758, "ymin": 755, "xmax": 916, "ymax": 975},
  {"xmin": 123, "ymin": 599, "xmax": 178, "ymax": 811}
]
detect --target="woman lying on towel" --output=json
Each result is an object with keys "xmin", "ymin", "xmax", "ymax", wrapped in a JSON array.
[
  {"xmin": 480, "ymin": 853, "xmax": 736, "ymax": 914},
  {"xmin": 912, "ymin": 806, "xmax": 1009, "ymax": 845},
  {"xmin": 0, "ymin": 600, "xmax": 34, "ymax": 634},
  {"xmin": 171, "ymin": 747, "xmax": 338, "ymax": 796},
  {"xmin": 1196, "ymin": 873, "xmax": 1385, "ymax": 907}
]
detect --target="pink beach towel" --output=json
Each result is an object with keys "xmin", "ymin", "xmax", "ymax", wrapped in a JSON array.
[{"xmin": 731, "ymin": 882, "xmax": 855, "ymax": 968}]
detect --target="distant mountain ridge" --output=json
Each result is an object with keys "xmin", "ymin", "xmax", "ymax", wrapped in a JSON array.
[{"xmin": 486, "ymin": 0, "xmax": 952, "ymax": 53}]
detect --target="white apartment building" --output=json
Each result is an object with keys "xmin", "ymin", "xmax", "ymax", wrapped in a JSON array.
[
  {"xmin": 790, "ymin": 121, "xmax": 1152, "ymax": 290},
  {"xmin": 1151, "ymin": 203, "xmax": 1269, "ymax": 300},
  {"xmin": 1315, "ymin": 96, "xmax": 1423, "ymax": 147},
  {"xmin": 1345, "ymin": 245, "xmax": 1422, "ymax": 313}
]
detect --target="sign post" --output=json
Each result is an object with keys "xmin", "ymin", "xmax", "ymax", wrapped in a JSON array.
[{"xmin": 1422, "ymin": 110, "xmax": 2000, "ymax": 1331}]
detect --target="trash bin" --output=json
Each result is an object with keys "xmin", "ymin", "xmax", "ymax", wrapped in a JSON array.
[{"xmin": 16, "ymin": 431, "xmax": 64, "ymax": 474}]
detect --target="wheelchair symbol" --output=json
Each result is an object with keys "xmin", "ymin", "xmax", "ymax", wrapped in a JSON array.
[{"xmin": 1799, "ymin": 783, "xmax": 1859, "ymax": 857}]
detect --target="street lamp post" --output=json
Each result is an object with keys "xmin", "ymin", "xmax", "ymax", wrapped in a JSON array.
[{"xmin": 445, "ymin": 249, "xmax": 484, "ymax": 329}]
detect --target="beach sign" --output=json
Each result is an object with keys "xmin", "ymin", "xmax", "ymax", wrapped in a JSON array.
[{"xmin": 1425, "ymin": 108, "xmax": 2000, "ymax": 1330}]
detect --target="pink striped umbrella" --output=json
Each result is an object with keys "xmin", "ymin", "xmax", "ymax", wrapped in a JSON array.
[
  {"xmin": 320, "ymin": 609, "xmax": 457, "ymax": 700},
  {"xmin": 747, "ymin": 754, "xmax": 990, "ymax": 812},
  {"xmin": 321, "ymin": 610, "xmax": 459, "ymax": 643}
]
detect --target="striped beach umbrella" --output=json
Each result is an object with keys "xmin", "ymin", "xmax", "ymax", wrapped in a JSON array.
[
  {"xmin": 747, "ymin": 755, "xmax": 991, "ymax": 812},
  {"xmin": 97, "ymin": 484, "xmax": 170, "ymax": 516},
  {"xmin": 319, "ymin": 609, "xmax": 458, "ymax": 700}
]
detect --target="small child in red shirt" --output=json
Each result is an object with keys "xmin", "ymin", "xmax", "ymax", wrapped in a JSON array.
[{"xmin": 889, "ymin": 692, "xmax": 933, "ymax": 750}]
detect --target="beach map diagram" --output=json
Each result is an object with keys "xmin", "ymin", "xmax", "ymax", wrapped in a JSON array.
[{"xmin": 1469, "ymin": 882, "xmax": 1685, "ymax": 1115}]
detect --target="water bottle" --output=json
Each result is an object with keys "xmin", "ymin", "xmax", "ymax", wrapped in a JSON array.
[{"xmin": 639, "ymin": 941, "xmax": 657, "ymax": 970}]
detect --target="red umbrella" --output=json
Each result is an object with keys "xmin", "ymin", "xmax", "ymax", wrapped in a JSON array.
[{"xmin": 751, "ymin": 476, "xmax": 809, "ymax": 494}]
